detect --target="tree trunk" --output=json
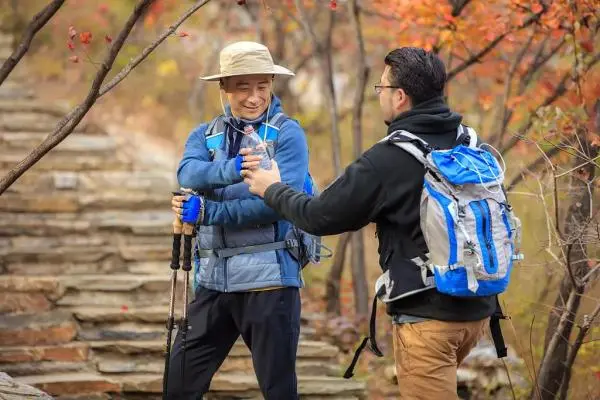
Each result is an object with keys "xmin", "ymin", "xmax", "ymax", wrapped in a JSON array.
[
  {"xmin": 348, "ymin": 0, "xmax": 370, "ymax": 319},
  {"xmin": 326, "ymin": 232, "xmax": 352, "ymax": 314},
  {"xmin": 534, "ymin": 123, "xmax": 598, "ymax": 399}
]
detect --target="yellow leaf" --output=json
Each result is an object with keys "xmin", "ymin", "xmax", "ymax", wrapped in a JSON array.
[{"xmin": 156, "ymin": 59, "xmax": 179, "ymax": 77}]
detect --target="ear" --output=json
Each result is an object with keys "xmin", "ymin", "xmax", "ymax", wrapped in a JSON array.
[{"xmin": 394, "ymin": 88, "xmax": 410, "ymax": 111}]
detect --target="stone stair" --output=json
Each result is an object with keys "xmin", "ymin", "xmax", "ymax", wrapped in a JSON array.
[{"xmin": 0, "ymin": 32, "xmax": 366, "ymax": 399}]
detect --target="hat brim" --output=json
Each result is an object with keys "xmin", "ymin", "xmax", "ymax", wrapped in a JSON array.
[{"xmin": 199, "ymin": 65, "xmax": 295, "ymax": 81}]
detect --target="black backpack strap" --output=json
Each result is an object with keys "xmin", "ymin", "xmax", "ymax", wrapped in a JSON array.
[
  {"xmin": 490, "ymin": 296, "xmax": 508, "ymax": 358},
  {"xmin": 343, "ymin": 295, "xmax": 384, "ymax": 379}
]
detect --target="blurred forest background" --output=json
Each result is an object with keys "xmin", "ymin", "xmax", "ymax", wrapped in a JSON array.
[{"xmin": 0, "ymin": 0, "xmax": 599, "ymax": 398}]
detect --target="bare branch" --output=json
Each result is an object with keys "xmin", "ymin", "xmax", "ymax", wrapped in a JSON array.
[
  {"xmin": 98, "ymin": 0, "xmax": 212, "ymax": 97},
  {"xmin": 449, "ymin": 0, "xmax": 473, "ymax": 17},
  {"xmin": 506, "ymin": 142, "xmax": 563, "ymax": 191},
  {"xmin": 0, "ymin": 0, "xmax": 218, "ymax": 194},
  {"xmin": 348, "ymin": 0, "xmax": 370, "ymax": 318},
  {"xmin": 501, "ymin": 52, "xmax": 600, "ymax": 155},
  {"xmin": 447, "ymin": 12, "xmax": 542, "ymax": 81},
  {"xmin": 558, "ymin": 303, "xmax": 600, "ymax": 399},
  {"xmin": 0, "ymin": 0, "xmax": 65, "ymax": 87},
  {"xmin": 489, "ymin": 30, "xmax": 536, "ymax": 147}
]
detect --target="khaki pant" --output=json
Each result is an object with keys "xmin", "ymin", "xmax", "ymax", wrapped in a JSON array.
[{"xmin": 392, "ymin": 318, "xmax": 488, "ymax": 399}]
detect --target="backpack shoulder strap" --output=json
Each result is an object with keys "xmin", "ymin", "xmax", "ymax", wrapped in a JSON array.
[
  {"xmin": 455, "ymin": 125, "xmax": 478, "ymax": 148},
  {"xmin": 267, "ymin": 112, "xmax": 287, "ymax": 129},
  {"xmin": 205, "ymin": 115, "xmax": 226, "ymax": 151},
  {"xmin": 383, "ymin": 130, "xmax": 430, "ymax": 165}
]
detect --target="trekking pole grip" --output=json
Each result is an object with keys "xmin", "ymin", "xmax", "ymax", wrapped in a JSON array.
[
  {"xmin": 170, "ymin": 209, "xmax": 183, "ymax": 270},
  {"xmin": 182, "ymin": 223, "xmax": 194, "ymax": 272}
]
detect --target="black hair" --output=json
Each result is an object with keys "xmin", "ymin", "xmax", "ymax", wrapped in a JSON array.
[{"xmin": 384, "ymin": 47, "xmax": 446, "ymax": 105}]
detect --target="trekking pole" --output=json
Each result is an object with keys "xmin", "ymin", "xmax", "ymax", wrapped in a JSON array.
[
  {"xmin": 180, "ymin": 213, "xmax": 195, "ymax": 391},
  {"xmin": 163, "ymin": 193, "xmax": 183, "ymax": 399}
]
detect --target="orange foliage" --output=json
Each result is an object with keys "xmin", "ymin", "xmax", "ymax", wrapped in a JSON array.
[{"xmin": 370, "ymin": 0, "xmax": 599, "ymax": 135}]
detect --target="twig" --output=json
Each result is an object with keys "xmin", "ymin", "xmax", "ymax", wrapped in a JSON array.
[
  {"xmin": 490, "ymin": 30, "xmax": 535, "ymax": 147},
  {"xmin": 0, "ymin": 0, "xmax": 214, "ymax": 194},
  {"xmin": 557, "ymin": 303, "xmax": 600, "ymax": 400},
  {"xmin": 530, "ymin": 315, "xmax": 543, "ymax": 400},
  {"xmin": 501, "ymin": 52, "xmax": 600, "ymax": 155},
  {"xmin": 506, "ymin": 143, "xmax": 563, "ymax": 191},
  {"xmin": 98, "ymin": 0, "xmax": 212, "ymax": 97},
  {"xmin": 447, "ymin": 12, "xmax": 543, "ymax": 81},
  {"xmin": 0, "ymin": 0, "xmax": 65, "ymax": 86},
  {"xmin": 501, "ymin": 356, "xmax": 517, "ymax": 400}
]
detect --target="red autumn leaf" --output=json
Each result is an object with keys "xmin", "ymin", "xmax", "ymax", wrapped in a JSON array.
[
  {"xmin": 79, "ymin": 31, "xmax": 92, "ymax": 45},
  {"xmin": 443, "ymin": 13, "xmax": 455, "ymax": 23},
  {"xmin": 580, "ymin": 40, "xmax": 594, "ymax": 53},
  {"xmin": 120, "ymin": 305, "xmax": 129, "ymax": 312},
  {"xmin": 531, "ymin": 3, "xmax": 543, "ymax": 13},
  {"xmin": 485, "ymin": 31, "xmax": 497, "ymax": 41},
  {"xmin": 68, "ymin": 25, "xmax": 77, "ymax": 40},
  {"xmin": 68, "ymin": 55, "xmax": 79, "ymax": 63},
  {"xmin": 104, "ymin": 35, "xmax": 113, "ymax": 44},
  {"xmin": 329, "ymin": 0, "xmax": 337, "ymax": 10},
  {"xmin": 177, "ymin": 31, "xmax": 190, "ymax": 38},
  {"xmin": 67, "ymin": 40, "xmax": 75, "ymax": 51}
]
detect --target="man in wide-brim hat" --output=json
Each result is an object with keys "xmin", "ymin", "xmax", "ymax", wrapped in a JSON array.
[{"xmin": 167, "ymin": 41, "xmax": 311, "ymax": 399}]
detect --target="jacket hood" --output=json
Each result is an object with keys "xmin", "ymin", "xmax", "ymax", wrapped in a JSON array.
[{"xmin": 386, "ymin": 96, "xmax": 462, "ymax": 135}]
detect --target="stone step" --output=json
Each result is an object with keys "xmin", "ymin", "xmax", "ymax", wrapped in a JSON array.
[
  {"xmin": 1, "ymin": 191, "xmax": 169, "ymax": 213},
  {"xmin": 0, "ymin": 343, "xmax": 90, "ymax": 364},
  {"xmin": 0, "ymin": 110, "xmax": 91, "ymax": 133},
  {"xmin": 0, "ymin": 212, "xmax": 172, "ymax": 236},
  {"xmin": 0, "ymin": 275, "xmax": 174, "ymax": 294},
  {"xmin": 3, "ymin": 170, "xmax": 175, "ymax": 194},
  {"xmin": 88, "ymin": 339, "xmax": 339, "ymax": 360},
  {"xmin": 0, "ymin": 80, "xmax": 35, "ymax": 100},
  {"xmin": 77, "ymin": 322, "xmax": 168, "ymax": 342},
  {"xmin": 0, "ymin": 100, "xmax": 73, "ymax": 118},
  {"xmin": 72, "ymin": 306, "xmax": 171, "ymax": 324},
  {"xmin": 0, "ymin": 132, "xmax": 117, "ymax": 153},
  {"xmin": 0, "ymin": 360, "xmax": 95, "ymax": 377},
  {"xmin": 14, "ymin": 372, "xmax": 365, "ymax": 398},
  {"xmin": 14, "ymin": 373, "xmax": 121, "ymax": 396},
  {"xmin": 112, "ymin": 373, "xmax": 366, "ymax": 397},
  {"xmin": 0, "ymin": 191, "xmax": 170, "ymax": 212},
  {"xmin": 3, "ymin": 261, "xmax": 173, "ymax": 277},
  {"xmin": 0, "ymin": 311, "xmax": 78, "ymax": 346},
  {"xmin": 0, "ymin": 151, "xmax": 131, "ymax": 172},
  {"xmin": 0, "ymin": 372, "xmax": 53, "ymax": 400},
  {"xmin": 95, "ymin": 354, "xmax": 339, "ymax": 377}
]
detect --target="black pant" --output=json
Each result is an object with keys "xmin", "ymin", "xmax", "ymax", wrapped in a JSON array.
[{"xmin": 165, "ymin": 286, "xmax": 301, "ymax": 399}]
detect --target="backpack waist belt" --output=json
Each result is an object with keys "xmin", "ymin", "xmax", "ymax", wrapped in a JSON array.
[{"xmin": 196, "ymin": 239, "xmax": 299, "ymax": 258}]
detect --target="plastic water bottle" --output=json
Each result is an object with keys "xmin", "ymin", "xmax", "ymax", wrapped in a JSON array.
[{"xmin": 240, "ymin": 125, "xmax": 271, "ymax": 170}]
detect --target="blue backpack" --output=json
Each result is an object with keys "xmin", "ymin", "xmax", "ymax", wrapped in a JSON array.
[{"xmin": 203, "ymin": 112, "xmax": 331, "ymax": 267}]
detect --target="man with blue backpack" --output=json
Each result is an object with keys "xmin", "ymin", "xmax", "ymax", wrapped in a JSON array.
[
  {"xmin": 242, "ymin": 47, "xmax": 522, "ymax": 399},
  {"xmin": 168, "ymin": 41, "xmax": 321, "ymax": 399}
]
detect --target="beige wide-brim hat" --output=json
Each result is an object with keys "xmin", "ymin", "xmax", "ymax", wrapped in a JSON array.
[{"xmin": 200, "ymin": 41, "xmax": 295, "ymax": 81}]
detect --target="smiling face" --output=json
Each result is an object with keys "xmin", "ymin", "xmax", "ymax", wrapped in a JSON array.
[{"xmin": 221, "ymin": 74, "xmax": 273, "ymax": 120}]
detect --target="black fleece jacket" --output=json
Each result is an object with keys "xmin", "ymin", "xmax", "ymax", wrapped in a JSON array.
[{"xmin": 264, "ymin": 97, "xmax": 496, "ymax": 321}]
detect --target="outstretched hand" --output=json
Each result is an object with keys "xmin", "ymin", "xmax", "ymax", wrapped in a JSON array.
[{"xmin": 239, "ymin": 148, "xmax": 281, "ymax": 198}]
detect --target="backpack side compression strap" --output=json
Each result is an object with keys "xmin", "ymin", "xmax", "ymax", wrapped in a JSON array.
[
  {"xmin": 490, "ymin": 296, "xmax": 508, "ymax": 358},
  {"xmin": 343, "ymin": 295, "xmax": 383, "ymax": 379}
]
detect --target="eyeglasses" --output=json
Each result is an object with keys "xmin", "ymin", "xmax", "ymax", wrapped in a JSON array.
[{"xmin": 374, "ymin": 84, "xmax": 400, "ymax": 95}]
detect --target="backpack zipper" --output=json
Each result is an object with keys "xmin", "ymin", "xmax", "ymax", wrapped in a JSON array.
[{"xmin": 475, "ymin": 201, "xmax": 494, "ymax": 270}]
